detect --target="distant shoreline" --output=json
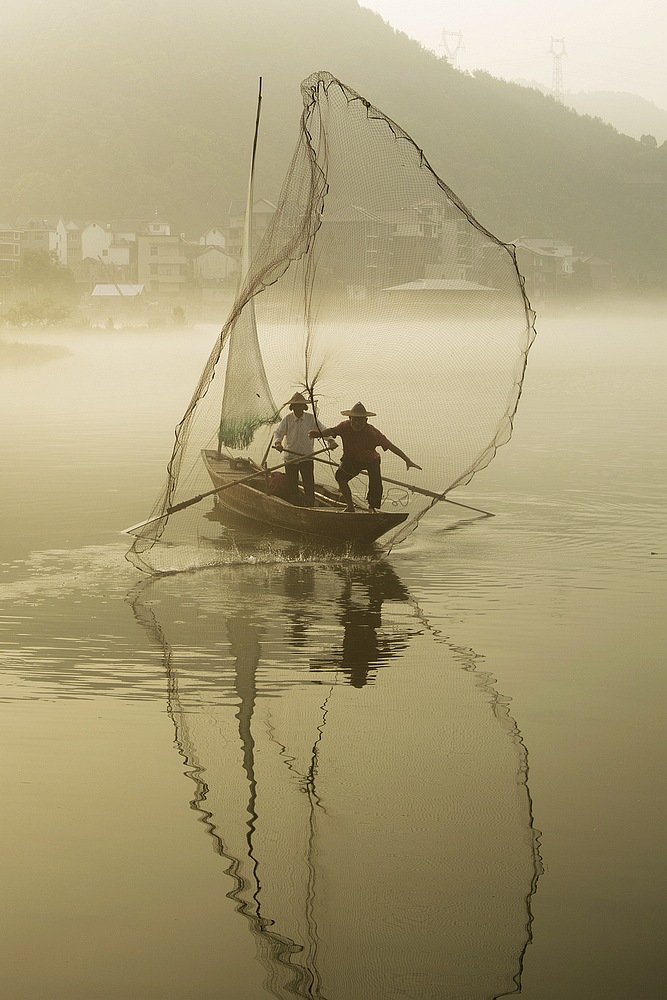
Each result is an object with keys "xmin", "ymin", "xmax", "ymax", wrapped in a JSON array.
[{"xmin": 0, "ymin": 338, "xmax": 71, "ymax": 368}]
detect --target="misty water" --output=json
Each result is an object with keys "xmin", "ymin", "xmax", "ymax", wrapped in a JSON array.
[{"xmin": 1, "ymin": 312, "xmax": 665, "ymax": 999}]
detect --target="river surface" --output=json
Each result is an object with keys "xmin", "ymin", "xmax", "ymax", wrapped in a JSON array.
[{"xmin": 1, "ymin": 312, "xmax": 665, "ymax": 999}]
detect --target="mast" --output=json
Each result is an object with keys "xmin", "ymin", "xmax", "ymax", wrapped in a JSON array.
[
  {"xmin": 240, "ymin": 77, "xmax": 263, "ymax": 287},
  {"xmin": 218, "ymin": 77, "xmax": 278, "ymax": 454}
]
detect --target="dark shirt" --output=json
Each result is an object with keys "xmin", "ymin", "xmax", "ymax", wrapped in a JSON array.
[{"xmin": 331, "ymin": 420, "xmax": 391, "ymax": 465}]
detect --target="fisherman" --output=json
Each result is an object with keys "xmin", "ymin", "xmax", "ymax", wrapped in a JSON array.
[
  {"xmin": 310, "ymin": 401, "xmax": 421, "ymax": 512},
  {"xmin": 273, "ymin": 392, "xmax": 336, "ymax": 507}
]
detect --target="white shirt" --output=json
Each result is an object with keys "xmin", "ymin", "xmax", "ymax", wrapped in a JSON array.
[{"xmin": 273, "ymin": 411, "xmax": 331, "ymax": 460}]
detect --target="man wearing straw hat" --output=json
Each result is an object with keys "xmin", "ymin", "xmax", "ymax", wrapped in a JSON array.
[
  {"xmin": 310, "ymin": 402, "xmax": 421, "ymax": 513},
  {"xmin": 273, "ymin": 392, "xmax": 336, "ymax": 506}
]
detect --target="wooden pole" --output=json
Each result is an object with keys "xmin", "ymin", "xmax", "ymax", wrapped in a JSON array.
[
  {"xmin": 379, "ymin": 473, "xmax": 495, "ymax": 516},
  {"xmin": 123, "ymin": 448, "xmax": 331, "ymax": 535},
  {"xmin": 304, "ymin": 454, "xmax": 494, "ymax": 517}
]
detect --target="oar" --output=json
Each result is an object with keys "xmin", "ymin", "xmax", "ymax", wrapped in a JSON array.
[
  {"xmin": 280, "ymin": 445, "xmax": 337, "ymax": 461},
  {"xmin": 305, "ymin": 453, "xmax": 494, "ymax": 517},
  {"xmin": 377, "ymin": 473, "xmax": 495, "ymax": 517},
  {"xmin": 123, "ymin": 447, "xmax": 331, "ymax": 534}
]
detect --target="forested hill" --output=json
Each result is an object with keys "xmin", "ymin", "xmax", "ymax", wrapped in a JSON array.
[{"xmin": 1, "ymin": 0, "xmax": 665, "ymax": 286}]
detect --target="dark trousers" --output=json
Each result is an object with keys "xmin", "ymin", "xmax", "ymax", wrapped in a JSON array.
[
  {"xmin": 285, "ymin": 460, "xmax": 315, "ymax": 506},
  {"xmin": 335, "ymin": 458, "xmax": 382, "ymax": 509}
]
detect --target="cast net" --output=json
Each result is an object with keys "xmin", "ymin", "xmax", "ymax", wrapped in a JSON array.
[{"xmin": 127, "ymin": 71, "xmax": 535, "ymax": 574}]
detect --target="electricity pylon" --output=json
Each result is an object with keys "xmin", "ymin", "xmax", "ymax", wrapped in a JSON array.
[
  {"xmin": 549, "ymin": 37, "xmax": 566, "ymax": 101},
  {"xmin": 441, "ymin": 30, "xmax": 464, "ymax": 68}
]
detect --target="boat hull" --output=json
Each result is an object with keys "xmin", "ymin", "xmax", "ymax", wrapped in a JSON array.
[{"xmin": 202, "ymin": 450, "xmax": 408, "ymax": 545}]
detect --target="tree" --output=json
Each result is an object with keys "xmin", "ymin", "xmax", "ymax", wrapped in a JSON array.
[
  {"xmin": 15, "ymin": 249, "xmax": 76, "ymax": 300},
  {"xmin": 568, "ymin": 258, "xmax": 594, "ymax": 298},
  {"xmin": 5, "ymin": 298, "xmax": 72, "ymax": 327}
]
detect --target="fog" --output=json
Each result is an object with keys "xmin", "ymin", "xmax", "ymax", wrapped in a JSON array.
[
  {"xmin": 361, "ymin": 0, "xmax": 667, "ymax": 110},
  {"xmin": 0, "ymin": 0, "xmax": 664, "ymax": 296},
  {"xmin": 2, "ymin": 310, "xmax": 665, "ymax": 998},
  {"xmin": 1, "ymin": 3, "xmax": 665, "ymax": 999}
]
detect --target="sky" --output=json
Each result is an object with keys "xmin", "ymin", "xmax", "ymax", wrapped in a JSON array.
[{"xmin": 359, "ymin": 0, "xmax": 667, "ymax": 108}]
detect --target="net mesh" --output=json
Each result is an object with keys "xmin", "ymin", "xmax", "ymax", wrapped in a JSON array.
[{"xmin": 128, "ymin": 71, "xmax": 536, "ymax": 574}]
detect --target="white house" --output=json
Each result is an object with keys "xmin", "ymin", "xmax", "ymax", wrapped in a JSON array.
[
  {"xmin": 199, "ymin": 227, "xmax": 226, "ymax": 248},
  {"xmin": 513, "ymin": 237, "xmax": 612, "ymax": 299},
  {"xmin": 0, "ymin": 225, "xmax": 21, "ymax": 276},
  {"xmin": 192, "ymin": 244, "xmax": 237, "ymax": 283},
  {"xmin": 80, "ymin": 221, "xmax": 112, "ymax": 262},
  {"xmin": 18, "ymin": 217, "xmax": 68, "ymax": 264},
  {"xmin": 110, "ymin": 218, "xmax": 171, "ymax": 243},
  {"xmin": 137, "ymin": 233, "xmax": 187, "ymax": 299},
  {"xmin": 226, "ymin": 199, "xmax": 277, "ymax": 257},
  {"xmin": 104, "ymin": 242, "xmax": 132, "ymax": 268},
  {"xmin": 66, "ymin": 220, "xmax": 82, "ymax": 264}
]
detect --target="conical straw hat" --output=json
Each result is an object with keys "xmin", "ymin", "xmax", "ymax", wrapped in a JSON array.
[
  {"xmin": 341, "ymin": 401, "xmax": 376, "ymax": 417},
  {"xmin": 288, "ymin": 392, "xmax": 309, "ymax": 409}
]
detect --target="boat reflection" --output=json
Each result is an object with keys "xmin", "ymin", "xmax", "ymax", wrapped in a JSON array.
[{"xmin": 130, "ymin": 561, "xmax": 541, "ymax": 1000}]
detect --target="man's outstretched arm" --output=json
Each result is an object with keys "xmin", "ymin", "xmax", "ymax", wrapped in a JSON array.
[{"xmin": 386, "ymin": 441, "xmax": 422, "ymax": 471}]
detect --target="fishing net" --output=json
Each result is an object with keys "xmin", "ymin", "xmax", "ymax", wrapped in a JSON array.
[{"xmin": 127, "ymin": 71, "xmax": 535, "ymax": 574}]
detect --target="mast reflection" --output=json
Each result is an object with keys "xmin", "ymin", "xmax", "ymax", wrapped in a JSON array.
[{"xmin": 130, "ymin": 562, "xmax": 541, "ymax": 1000}]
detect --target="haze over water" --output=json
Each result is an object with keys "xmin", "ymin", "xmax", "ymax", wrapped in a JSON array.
[{"xmin": 1, "ymin": 311, "xmax": 665, "ymax": 998}]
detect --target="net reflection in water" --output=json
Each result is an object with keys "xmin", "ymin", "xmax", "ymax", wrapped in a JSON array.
[{"xmin": 130, "ymin": 562, "xmax": 541, "ymax": 1000}]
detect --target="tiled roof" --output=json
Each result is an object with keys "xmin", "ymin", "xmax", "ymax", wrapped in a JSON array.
[
  {"xmin": 384, "ymin": 278, "xmax": 498, "ymax": 292},
  {"xmin": 91, "ymin": 283, "xmax": 145, "ymax": 297}
]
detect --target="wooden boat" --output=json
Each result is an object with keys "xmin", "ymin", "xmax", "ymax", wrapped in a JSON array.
[{"xmin": 201, "ymin": 449, "xmax": 408, "ymax": 544}]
